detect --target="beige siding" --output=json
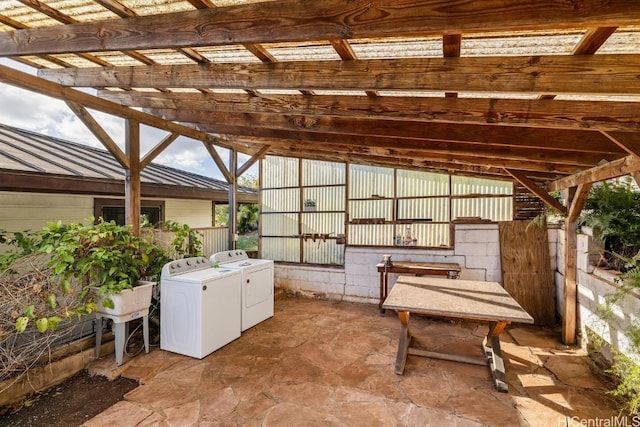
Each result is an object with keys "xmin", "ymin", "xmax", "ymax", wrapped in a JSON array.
[
  {"xmin": 164, "ymin": 199, "xmax": 212, "ymax": 228},
  {"xmin": 0, "ymin": 193, "xmax": 213, "ymax": 232},
  {"xmin": 0, "ymin": 191, "xmax": 93, "ymax": 232}
]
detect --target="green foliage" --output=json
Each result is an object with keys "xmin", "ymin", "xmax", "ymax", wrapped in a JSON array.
[
  {"xmin": 236, "ymin": 233, "xmax": 258, "ymax": 251},
  {"xmin": 33, "ymin": 218, "xmax": 170, "ymax": 326},
  {"xmin": 593, "ymin": 251, "xmax": 640, "ymax": 416},
  {"xmin": 579, "ymin": 180, "xmax": 640, "ymax": 270},
  {"xmin": 158, "ymin": 220, "xmax": 203, "ymax": 257},
  {"xmin": 238, "ymin": 173, "xmax": 259, "ymax": 190},
  {"xmin": 237, "ymin": 204, "xmax": 259, "ymax": 234},
  {"xmin": 215, "ymin": 205, "xmax": 229, "ymax": 227},
  {"xmin": 5, "ymin": 217, "xmax": 201, "ymax": 333},
  {"xmin": 0, "ymin": 229, "xmax": 39, "ymax": 271}
]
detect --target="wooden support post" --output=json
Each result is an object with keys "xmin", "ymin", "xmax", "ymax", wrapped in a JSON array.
[
  {"xmin": 228, "ymin": 149, "xmax": 238, "ymax": 249},
  {"xmin": 125, "ymin": 119, "xmax": 141, "ymax": 235},
  {"xmin": 562, "ymin": 219, "xmax": 578, "ymax": 344}
]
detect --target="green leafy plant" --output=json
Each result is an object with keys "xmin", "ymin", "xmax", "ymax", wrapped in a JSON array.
[
  {"xmin": 156, "ymin": 220, "xmax": 203, "ymax": 258},
  {"xmin": 593, "ymin": 251, "xmax": 640, "ymax": 415},
  {"xmin": 304, "ymin": 199, "xmax": 316, "ymax": 208},
  {"xmin": 38, "ymin": 218, "xmax": 169, "ymax": 315},
  {"xmin": 578, "ymin": 179, "xmax": 640, "ymax": 271}
]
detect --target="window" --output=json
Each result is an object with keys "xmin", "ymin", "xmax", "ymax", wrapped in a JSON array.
[
  {"xmin": 261, "ymin": 156, "xmax": 513, "ymax": 264},
  {"xmin": 94, "ymin": 198, "xmax": 164, "ymax": 226}
]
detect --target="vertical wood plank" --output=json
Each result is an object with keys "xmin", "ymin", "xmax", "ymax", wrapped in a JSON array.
[
  {"xmin": 562, "ymin": 220, "xmax": 578, "ymax": 344},
  {"xmin": 499, "ymin": 220, "xmax": 555, "ymax": 326},
  {"xmin": 125, "ymin": 119, "xmax": 141, "ymax": 235}
]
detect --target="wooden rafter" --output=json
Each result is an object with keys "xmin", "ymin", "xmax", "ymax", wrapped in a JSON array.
[
  {"xmin": 154, "ymin": 109, "xmax": 624, "ymax": 157},
  {"xmin": 2, "ymin": 0, "xmax": 639, "ymax": 56},
  {"xmin": 601, "ymin": 131, "xmax": 640, "ymax": 158},
  {"xmin": 539, "ymin": 26, "xmax": 617, "ymax": 100},
  {"xmin": 64, "ymin": 100, "xmax": 129, "ymax": 168},
  {"xmin": 442, "ymin": 33, "xmax": 461, "ymax": 98},
  {"xmin": 0, "ymin": 64, "xmax": 243, "ymax": 152},
  {"xmin": 203, "ymin": 141, "xmax": 232, "ymax": 183},
  {"xmin": 38, "ymin": 55, "xmax": 640, "ymax": 95},
  {"xmin": 237, "ymin": 145, "xmax": 271, "ymax": 177},
  {"xmin": 100, "ymin": 91, "xmax": 640, "ymax": 133},
  {"xmin": 504, "ymin": 169, "xmax": 566, "ymax": 215},
  {"xmin": 140, "ymin": 132, "xmax": 180, "ymax": 169}
]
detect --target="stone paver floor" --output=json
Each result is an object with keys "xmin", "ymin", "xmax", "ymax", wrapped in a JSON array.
[{"xmin": 84, "ymin": 293, "xmax": 618, "ymax": 426}]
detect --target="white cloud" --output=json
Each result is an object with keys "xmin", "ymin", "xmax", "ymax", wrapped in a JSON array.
[{"xmin": 0, "ymin": 60, "xmax": 257, "ymax": 181}]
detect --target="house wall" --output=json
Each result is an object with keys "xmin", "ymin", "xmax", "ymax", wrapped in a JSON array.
[
  {"xmin": 275, "ymin": 223, "xmax": 501, "ymax": 304},
  {"xmin": 552, "ymin": 226, "xmax": 639, "ymax": 362},
  {"xmin": 0, "ymin": 192, "xmax": 93, "ymax": 232},
  {"xmin": 0, "ymin": 191, "xmax": 213, "ymax": 232}
]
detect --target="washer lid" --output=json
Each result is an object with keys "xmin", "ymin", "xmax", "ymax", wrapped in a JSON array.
[
  {"xmin": 163, "ymin": 267, "xmax": 239, "ymax": 283},
  {"xmin": 222, "ymin": 258, "xmax": 274, "ymax": 270}
]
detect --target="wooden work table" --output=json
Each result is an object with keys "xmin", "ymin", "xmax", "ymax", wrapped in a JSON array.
[
  {"xmin": 382, "ymin": 275, "xmax": 534, "ymax": 392},
  {"xmin": 376, "ymin": 261, "xmax": 461, "ymax": 314}
]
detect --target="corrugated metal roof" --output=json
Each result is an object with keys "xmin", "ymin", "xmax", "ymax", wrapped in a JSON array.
[{"xmin": 0, "ymin": 122, "xmax": 255, "ymax": 195}]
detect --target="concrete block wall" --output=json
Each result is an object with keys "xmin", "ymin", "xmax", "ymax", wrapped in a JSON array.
[
  {"xmin": 553, "ymin": 226, "xmax": 639, "ymax": 362},
  {"xmin": 275, "ymin": 223, "xmax": 501, "ymax": 304}
]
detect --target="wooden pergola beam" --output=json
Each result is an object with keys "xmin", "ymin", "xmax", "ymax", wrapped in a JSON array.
[
  {"xmin": 237, "ymin": 145, "xmax": 271, "ymax": 177},
  {"xmin": 172, "ymin": 110, "xmax": 623, "ymax": 159},
  {"xmin": 0, "ymin": 64, "xmax": 242, "ymax": 152},
  {"xmin": 100, "ymin": 90, "xmax": 640, "ymax": 133},
  {"xmin": 64, "ymin": 100, "xmax": 129, "ymax": 169},
  {"xmin": 504, "ymin": 169, "xmax": 567, "ymax": 215},
  {"xmin": 2, "ymin": 0, "xmax": 639, "ymax": 56},
  {"xmin": 548, "ymin": 155, "xmax": 640, "ymax": 191},
  {"xmin": 38, "ymin": 55, "xmax": 640, "ymax": 95},
  {"xmin": 140, "ymin": 132, "xmax": 180, "ymax": 169}
]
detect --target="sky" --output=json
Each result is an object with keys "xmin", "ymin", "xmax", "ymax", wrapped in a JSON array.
[{"xmin": 0, "ymin": 58, "xmax": 254, "ymax": 182}]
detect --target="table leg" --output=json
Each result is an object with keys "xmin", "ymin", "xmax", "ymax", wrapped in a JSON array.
[
  {"xmin": 394, "ymin": 310, "xmax": 412, "ymax": 375},
  {"xmin": 483, "ymin": 321, "xmax": 510, "ymax": 392},
  {"xmin": 380, "ymin": 271, "xmax": 391, "ymax": 315}
]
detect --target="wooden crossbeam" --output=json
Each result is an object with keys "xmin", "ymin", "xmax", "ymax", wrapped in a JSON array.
[
  {"xmin": 549, "ymin": 155, "xmax": 640, "ymax": 191},
  {"xmin": 0, "ymin": 63, "xmax": 242, "ymax": 152},
  {"xmin": 154, "ymin": 108, "xmax": 624, "ymax": 158},
  {"xmin": 504, "ymin": 169, "xmax": 567, "ymax": 215},
  {"xmin": 100, "ymin": 90, "xmax": 640, "ymax": 133},
  {"xmin": 39, "ymin": 55, "xmax": 640, "ymax": 95},
  {"xmin": 2, "ymin": 0, "xmax": 639, "ymax": 55}
]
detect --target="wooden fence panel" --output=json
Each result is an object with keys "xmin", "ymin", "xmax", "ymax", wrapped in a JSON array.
[{"xmin": 499, "ymin": 221, "xmax": 556, "ymax": 326}]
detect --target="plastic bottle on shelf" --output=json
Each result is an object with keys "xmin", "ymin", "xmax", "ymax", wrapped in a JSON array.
[{"xmin": 404, "ymin": 226, "xmax": 412, "ymax": 246}]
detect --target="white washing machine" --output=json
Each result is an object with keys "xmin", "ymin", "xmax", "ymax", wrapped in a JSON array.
[
  {"xmin": 160, "ymin": 256, "xmax": 241, "ymax": 359},
  {"xmin": 210, "ymin": 250, "xmax": 274, "ymax": 331}
]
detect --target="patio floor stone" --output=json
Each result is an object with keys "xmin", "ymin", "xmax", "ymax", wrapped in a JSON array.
[{"xmin": 84, "ymin": 293, "xmax": 618, "ymax": 426}]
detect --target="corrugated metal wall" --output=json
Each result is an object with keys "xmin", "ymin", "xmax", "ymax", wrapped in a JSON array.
[
  {"xmin": 261, "ymin": 156, "xmax": 513, "ymax": 264},
  {"xmin": 193, "ymin": 227, "xmax": 229, "ymax": 257}
]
